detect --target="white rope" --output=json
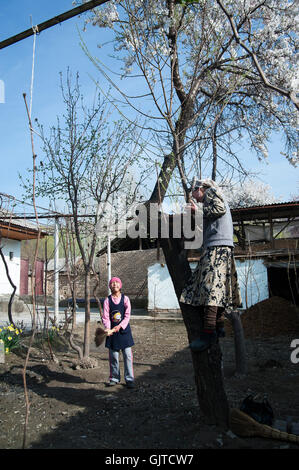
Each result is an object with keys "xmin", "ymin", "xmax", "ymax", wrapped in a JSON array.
[{"xmin": 29, "ymin": 25, "xmax": 39, "ymax": 119}]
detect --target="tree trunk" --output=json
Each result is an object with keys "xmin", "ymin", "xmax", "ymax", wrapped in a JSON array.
[
  {"xmin": 72, "ymin": 280, "xmax": 77, "ymax": 329},
  {"xmin": 150, "ymin": 153, "xmax": 176, "ymax": 203},
  {"xmin": 182, "ymin": 303, "xmax": 229, "ymax": 425},
  {"xmin": 160, "ymin": 231, "xmax": 229, "ymax": 427},
  {"xmin": 83, "ymin": 269, "xmax": 91, "ymax": 358}
]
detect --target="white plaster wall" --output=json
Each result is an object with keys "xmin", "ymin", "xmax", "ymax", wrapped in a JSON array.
[
  {"xmin": 235, "ymin": 258, "xmax": 269, "ymax": 308},
  {"xmin": 148, "ymin": 258, "xmax": 268, "ymax": 311},
  {"xmin": 148, "ymin": 263, "xmax": 180, "ymax": 310},
  {"xmin": 0, "ymin": 240, "xmax": 21, "ymax": 295}
]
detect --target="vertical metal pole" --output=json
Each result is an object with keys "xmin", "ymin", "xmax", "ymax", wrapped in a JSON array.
[
  {"xmin": 107, "ymin": 235, "xmax": 111, "ymax": 295},
  {"xmin": 54, "ymin": 217, "xmax": 59, "ymax": 321}
]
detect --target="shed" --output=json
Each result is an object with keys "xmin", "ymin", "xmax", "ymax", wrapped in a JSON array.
[
  {"xmin": 96, "ymin": 201, "xmax": 299, "ymax": 313},
  {"xmin": 0, "ymin": 211, "xmax": 47, "ymax": 296},
  {"xmin": 231, "ymin": 201, "xmax": 299, "ymax": 305}
]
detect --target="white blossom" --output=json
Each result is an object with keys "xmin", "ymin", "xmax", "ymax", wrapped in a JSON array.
[
  {"xmin": 222, "ymin": 179, "xmax": 280, "ymax": 208},
  {"xmin": 81, "ymin": 0, "xmax": 298, "ymax": 169}
]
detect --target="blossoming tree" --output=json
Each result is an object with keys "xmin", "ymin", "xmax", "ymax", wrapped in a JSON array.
[{"xmin": 79, "ymin": 0, "xmax": 298, "ymax": 425}]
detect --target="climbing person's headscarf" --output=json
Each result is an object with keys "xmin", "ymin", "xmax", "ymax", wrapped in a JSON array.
[{"xmin": 191, "ymin": 178, "xmax": 224, "ymax": 201}]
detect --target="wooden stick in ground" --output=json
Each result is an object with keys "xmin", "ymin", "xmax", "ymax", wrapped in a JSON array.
[{"xmin": 22, "ymin": 93, "xmax": 41, "ymax": 449}]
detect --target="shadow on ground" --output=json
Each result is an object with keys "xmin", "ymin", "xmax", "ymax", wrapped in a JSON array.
[{"xmin": 1, "ymin": 320, "xmax": 298, "ymax": 449}]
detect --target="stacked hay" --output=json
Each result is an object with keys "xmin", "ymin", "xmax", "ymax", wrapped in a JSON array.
[{"xmin": 225, "ymin": 296, "xmax": 299, "ymax": 338}]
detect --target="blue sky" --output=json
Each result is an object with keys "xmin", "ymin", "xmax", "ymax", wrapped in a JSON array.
[{"xmin": 0, "ymin": 0, "xmax": 298, "ymax": 208}]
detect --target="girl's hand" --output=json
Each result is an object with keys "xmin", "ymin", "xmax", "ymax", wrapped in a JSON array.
[{"xmin": 104, "ymin": 328, "xmax": 114, "ymax": 336}]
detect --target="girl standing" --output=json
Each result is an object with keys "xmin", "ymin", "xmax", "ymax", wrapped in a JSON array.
[{"xmin": 102, "ymin": 277, "xmax": 135, "ymax": 388}]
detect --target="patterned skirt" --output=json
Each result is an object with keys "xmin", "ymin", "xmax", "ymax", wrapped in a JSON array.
[{"xmin": 180, "ymin": 246, "xmax": 242, "ymax": 308}]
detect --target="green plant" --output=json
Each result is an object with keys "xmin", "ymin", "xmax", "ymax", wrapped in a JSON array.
[
  {"xmin": 0, "ymin": 324, "xmax": 23, "ymax": 354},
  {"xmin": 47, "ymin": 326, "xmax": 60, "ymax": 344}
]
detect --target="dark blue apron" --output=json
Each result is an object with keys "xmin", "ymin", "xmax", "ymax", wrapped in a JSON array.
[{"xmin": 105, "ymin": 294, "xmax": 134, "ymax": 351}]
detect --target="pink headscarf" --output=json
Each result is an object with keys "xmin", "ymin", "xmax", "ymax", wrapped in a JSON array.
[{"xmin": 109, "ymin": 277, "xmax": 122, "ymax": 289}]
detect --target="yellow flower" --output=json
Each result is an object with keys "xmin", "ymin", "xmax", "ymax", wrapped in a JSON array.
[
  {"xmin": 5, "ymin": 348, "xmax": 9, "ymax": 354},
  {"xmin": 0, "ymin": 328, "xmax": 2, "ymax": 332},
  {"xmin": 0, "ymin": 339, "xmax": 4, "ymax": 344},
  {"xmin": 15, "ymin": 330, "xmax": 19, "ymax": 335},
  {"xmin": 7, "ymin": 336, "xmax": 12, "ymax": 341}
]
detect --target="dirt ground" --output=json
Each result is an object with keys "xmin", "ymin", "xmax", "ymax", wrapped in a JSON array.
[{"xmin": 1, "ymin": 297, "xmax": 299, "ymax": 451}]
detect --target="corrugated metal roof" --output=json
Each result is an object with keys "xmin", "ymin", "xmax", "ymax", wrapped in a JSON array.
[
  {"xmin": 231, "ymin": 201, "xmax": 299, "ymax": 222},
  {"xmin": 231, "ymin": 201, "xmax": 299, "ymax": 211}
]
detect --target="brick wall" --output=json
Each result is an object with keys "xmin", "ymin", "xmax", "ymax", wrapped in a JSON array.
[{"xmin": 46, "ymin": 248, "xmax": 164, "ymax": 303}]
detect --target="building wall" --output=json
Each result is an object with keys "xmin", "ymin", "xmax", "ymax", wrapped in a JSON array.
[
  {"xmin": 46, "ymin": 249, "xmax": 163, "ymax": 306},
  {"xmin": 235, "ymin": 258, "xmax": 269, "ymax": 308},
  {"xmin": 46, "ymin": 272, "xmax": 101, "ymax": 300},
  {"xmin": 97, "ymin": 249, "xmax": 164, "ymax": 298},
  {"xmin": 45, "ymin": 249, "xmax": 272, "ymax": 311},
  {"xmin": 147, "ymin": 262, "xmax": 180, "ymax": 312},
  {"xmin": 0, "ymin": 239, "xmax": 21, "ymax": 295},
  {"xmin": 148, "ymin": 257, "xmax": 270, "ymax": 312}
]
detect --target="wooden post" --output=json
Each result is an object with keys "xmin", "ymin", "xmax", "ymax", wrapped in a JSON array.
[
  {"xmin": 240, "ymin": 220, "xmax": 246, "ymax": 250},
  {"xmin": 269, "ymin": 211, "xmax": 275, "ymax": 249},
  {"xmin": 228, "ymin": 309, "xmax": 248, "ymax": 376}
]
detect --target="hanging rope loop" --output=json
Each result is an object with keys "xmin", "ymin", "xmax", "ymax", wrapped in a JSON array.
[
  {"xmin": 32, "ymin": 24, "xmax": 39, "ymax": 35},
  {"xmin": 29, "ymin": 24, "xmax": 39, "ymax": 119}
]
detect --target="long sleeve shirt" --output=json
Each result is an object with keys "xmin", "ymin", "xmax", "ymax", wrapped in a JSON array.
[
  {"xmin": 203, "ymin": 187, "xmax": 226, "ymax": 218},
  {"xmin": 102, "ymin": 294, "xmax": 131, "ymax": 331}
]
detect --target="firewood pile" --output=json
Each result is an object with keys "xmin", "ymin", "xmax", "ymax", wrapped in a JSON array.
[{"xmin": 225, "ymin": 296, "xmax": 299, "ymax": 338}]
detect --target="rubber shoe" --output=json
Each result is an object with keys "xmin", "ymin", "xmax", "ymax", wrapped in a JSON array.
[
  {"xmin": 189, "ymin": 331, "xmax": 217, "ymax": 352},
  {"xmin": 109, "ymin": 381, "xmax": 118, "ymax": 386}
]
